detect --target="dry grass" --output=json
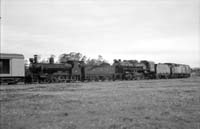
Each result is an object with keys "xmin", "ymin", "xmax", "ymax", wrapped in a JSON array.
[{"xmin": 1, "ymin": 77, "xmax": 200, "ymax": 129}]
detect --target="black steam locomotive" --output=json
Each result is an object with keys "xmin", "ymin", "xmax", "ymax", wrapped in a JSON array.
[{"xmin": 26, "ymin": 55, "xmax": 83, "ymax": 83}]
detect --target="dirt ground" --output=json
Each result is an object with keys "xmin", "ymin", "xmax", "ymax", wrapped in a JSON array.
[{"xmin": 1, "ymin": 77, "xmax": 200, "ymax": 129}]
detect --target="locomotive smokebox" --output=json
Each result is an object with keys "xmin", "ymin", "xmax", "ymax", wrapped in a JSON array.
[
  {"xmin": 34, "ymin": 55, "xmax": 38, "ymax": 63},
  {"xmin": 49, "ymin": 57, "xmax": 54, "ymax": 64}
]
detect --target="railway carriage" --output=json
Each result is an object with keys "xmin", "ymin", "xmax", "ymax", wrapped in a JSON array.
[{"xmin": 0, "ymin": 53, "xmax": 25, "ymax": 84}]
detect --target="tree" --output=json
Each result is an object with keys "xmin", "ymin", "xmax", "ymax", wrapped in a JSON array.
[
  {"xmin": 81, "ymin": 55, "xmax": 87, "ymax": 62},
  {"xmin": 85, "ymin": 55, "xmax": 109, "ymax": 66},
  {"xmin": 86, "ymin": 58, "xmax": 97, "ymax": 65},
  {"xmin": 40, "ymin": 59, "xmax": 48, "ymax": 63},
  {"xmin": 59, "ymin": 52, "xmax": 85, "ymax": 63}
]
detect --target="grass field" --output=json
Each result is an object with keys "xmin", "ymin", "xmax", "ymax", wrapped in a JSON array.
[{"xmin": 1, "ymin": 77, "xmax": 200, "ymax": 129}]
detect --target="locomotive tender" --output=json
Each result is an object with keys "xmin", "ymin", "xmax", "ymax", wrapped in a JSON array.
[{"xmin": 0, "ymin": 53, "xmax": 191, "ymax": 84}]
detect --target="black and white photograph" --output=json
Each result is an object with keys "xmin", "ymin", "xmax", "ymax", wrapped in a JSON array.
[{"xmin": 0, "ymin": 0, "xmax": 200, "ymax": 129}]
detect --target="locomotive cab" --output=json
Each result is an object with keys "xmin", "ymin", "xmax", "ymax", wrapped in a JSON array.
[{"xmin": 67, "ymin": 60, "xmax": 83, "ymax": 81}]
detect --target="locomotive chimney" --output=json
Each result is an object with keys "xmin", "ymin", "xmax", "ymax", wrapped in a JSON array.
[
  {"xmin": 29, "ymin": 58, "xmax": 34, "ymax": 63},
  {"xmin": 34, "ymin": 55, "xmax": 38, "ymax": 63},
  {"xmin": 49, "ymin": 57, "xmax": 54, "ymax": 64}
]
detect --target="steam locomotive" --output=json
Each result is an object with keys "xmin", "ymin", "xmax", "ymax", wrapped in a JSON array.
[
  {"xmin": 0, "ymin": 53, "xmax": 191, "ymax": 84},
  {"xmin": 26, "ymin": 55, "xmax": 84, "ymax": 83}
]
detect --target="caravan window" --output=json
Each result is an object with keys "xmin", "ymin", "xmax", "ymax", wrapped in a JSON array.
[{"xmin": 0, "ymin": 59, "xmax": 10, "ymax": 74}]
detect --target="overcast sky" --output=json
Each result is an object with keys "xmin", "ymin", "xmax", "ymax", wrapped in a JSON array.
[{"xmin": 1, "ymin": 0, "xmax": 200, "ymax": 67}]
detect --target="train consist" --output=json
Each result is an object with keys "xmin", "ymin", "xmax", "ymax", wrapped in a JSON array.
[{"xmin": 0, "ymin": 53, "xmax": 191, "ymax": 84}]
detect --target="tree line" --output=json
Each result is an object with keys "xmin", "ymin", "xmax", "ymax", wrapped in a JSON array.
[{"xmin": 36, "ymin": 52, "xmax": 109, "ymax": 66}]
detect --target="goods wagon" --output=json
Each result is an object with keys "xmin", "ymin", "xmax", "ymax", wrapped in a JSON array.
[
  {"xmin": 84, "ymin": 63, "xmax": 115, "ymax": 81},
  {"xmin": 172, "ymin": 65, "xmax": 185, "ymax": 78},
  {"xmin": 155, "ymin": 63, "xmax": 170, "ymax": 79},
  {"xmin": 173, "ymin": 64, "xmax": 191, "ymax": 78},
  {"xmin": 0, "ymin": 53, "xmax": 25, "ymax": 84},
  {"xmin": 165, "ymin": 63, "xmax": 191, "ymax": 78},
  {"xmin": 184, "ymin": 65, "xmax": 191, "ymax": 76}
]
